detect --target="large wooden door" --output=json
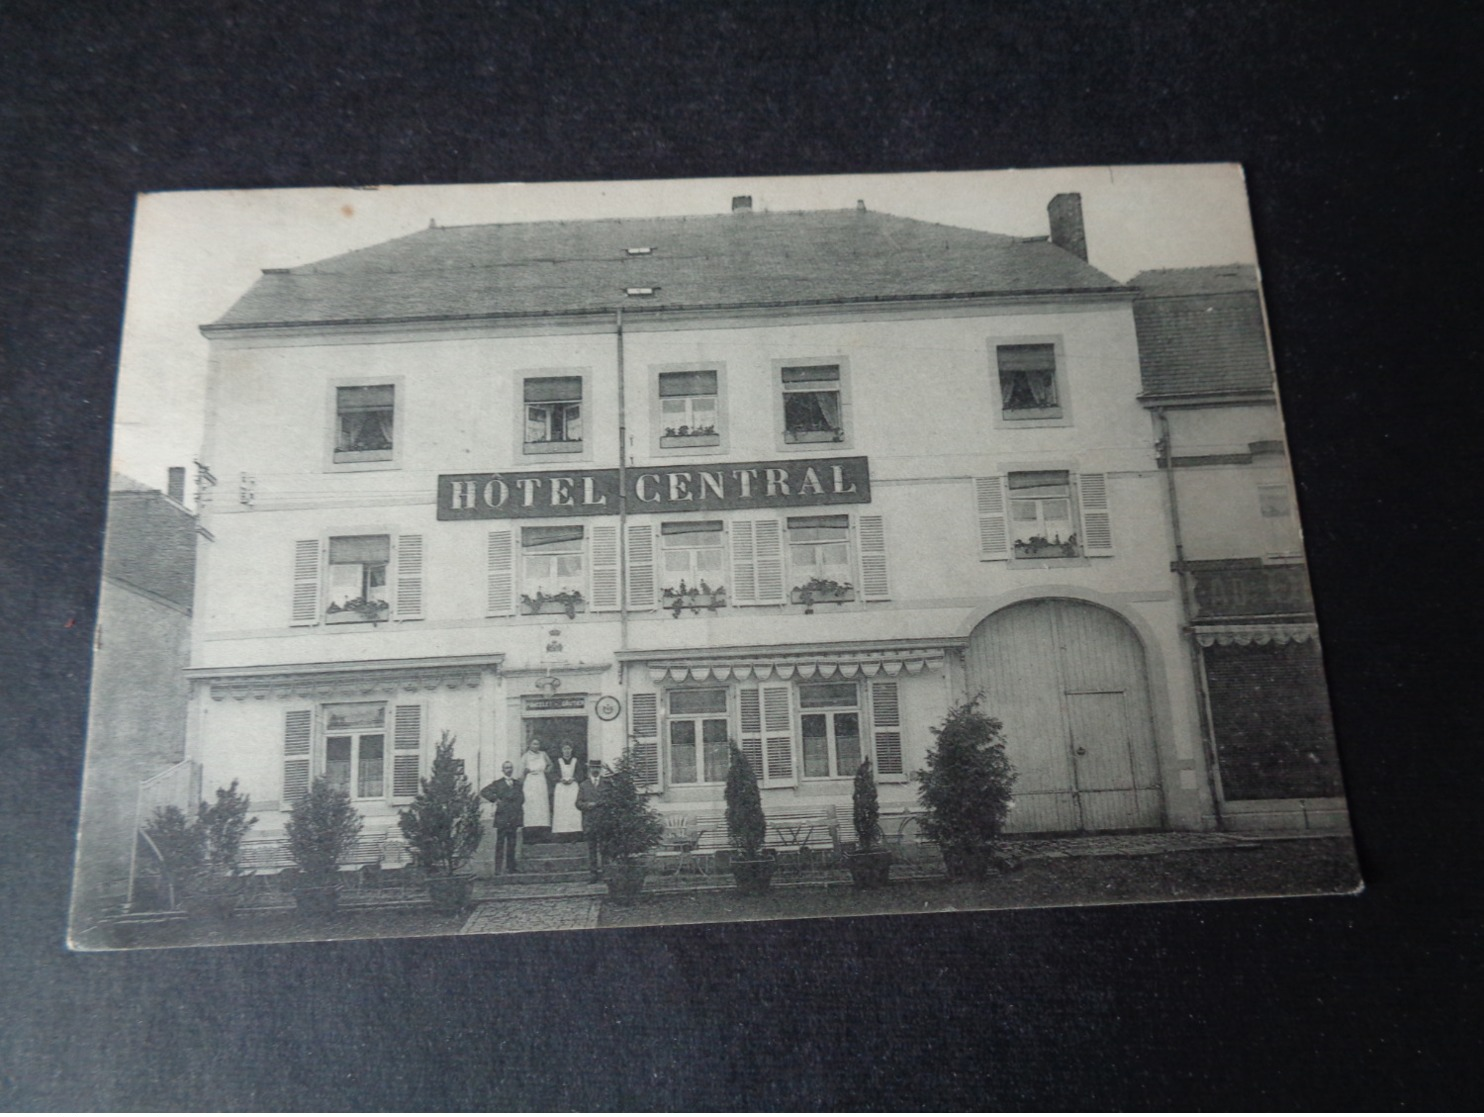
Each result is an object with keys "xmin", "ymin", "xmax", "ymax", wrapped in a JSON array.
[{"xmin": 967, "ymin": 599, "xmax": 1163, "ymax": 832}]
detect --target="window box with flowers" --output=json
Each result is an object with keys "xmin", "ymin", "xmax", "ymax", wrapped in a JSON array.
[
  {"xmin": 520, "ymin": 589, "xmax": 585, "ymax": 619},
  {"xmin": 660, "ymin": 424, "xmax": 720, "ymax": 449},
  {"xmin": 325, "ymin": 597, "xmax": 390, "ymax": 624},
  {"xmin": 790, "ymin": 577, "xmax": 855, "ymax": 611},
  {"xmin": 661, "ymin": 580, "xmax": 727, "ymax": 617}
]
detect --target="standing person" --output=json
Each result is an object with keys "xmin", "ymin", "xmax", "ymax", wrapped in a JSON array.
[
  {"xmin": 480, "ymin": 761, "xmax": 524, "ymax": 875},
  {"xmin": 550, "ymin": 742, "xmax": 584, "ymax": 842},
  {"xmin": 521, "ymin": 736, "xmax": 552, "ymax": 840},
  {"xmin": 575, "ymin": 758, "xmax": 608, "ymax": 882}
]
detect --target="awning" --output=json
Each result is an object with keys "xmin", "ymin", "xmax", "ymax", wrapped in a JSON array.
[
  {"xmin": 647, "ymin": 649, "xmax": 946, "ymax": 684},
  {"xmin": 1194, "ymin": 623, "xmax": 1318, "ymax": 648}
]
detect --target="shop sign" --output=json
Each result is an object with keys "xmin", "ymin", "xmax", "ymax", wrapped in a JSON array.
[
  {"xmin": 523, "ymin": 694, "xmax": 588, "ymax": 711},
  {"xmin": 438, "ymin": 456, "xmax": 871, "ymax": 520},
  {"xmin": 1191, "ymin": 563, "xmax": 1313, "ymax": 619}
]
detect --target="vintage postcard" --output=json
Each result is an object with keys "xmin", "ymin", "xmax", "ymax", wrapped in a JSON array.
[{"xmin": 69, "ymin": 165, "xmax": 1360, "ymax": 950}]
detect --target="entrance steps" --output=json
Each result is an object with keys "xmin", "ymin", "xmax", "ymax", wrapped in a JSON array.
[{"xmin": 488, "ymin": 838, "xmax": 593, "ymax": 885}]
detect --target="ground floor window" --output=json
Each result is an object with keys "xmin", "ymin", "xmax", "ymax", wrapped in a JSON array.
[
  {"xmin": 799, "ymin": 682, "xmax": 862, "ymax": 778},
  {"xmin": 324, "ymin": 701, "xmax": 387, "ymax": 799},
  {"xmin": 668, "ymin": 688, "xmax": 730, "ymax": 785}
]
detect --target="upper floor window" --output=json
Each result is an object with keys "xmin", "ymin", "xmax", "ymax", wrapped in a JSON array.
[
  {"xmin": 335, "ymin": 385, "xmax": 395, "ymax": 463},
  {"xmin": 799, "ymin": 682, "xmax": 862, "ymax": 779},
  {"xmin": 324, "ymin": 702, "xmax": 386, "ymax": 799},
  {"xmin": 1008, "ymin": 471, "xmax": 1078, "ymax": 558},
  {"xmin": 660, "ymin": 520, "xmax": 726, "ymax": 605},
  {"xmin": 524, "ymin": 376, "xmax": 583, "ymax": 454},
  {"xmin": 782, "ymin": 364, "xmax": 844, "ymax": 443},
  {"xmin": 521, "ymin": 525, "xmax": 586, "ymax": 614},
  {"xmin": 659, "ymin": 370, "xmax": 720, "ymax": 447},
  {"xmin": 667, "ymin": 687, "xmax": 730, "ymax": 785},
  {"xmin": 1258, "ymin": 483, "xmax": 1301, "ymax": 559},
  {"xmin": 997, "ymin": 344, "xmax": 1062, "ymax": 420},
  {"xmin": 787, "ymin": 513, "xmax": 855, "ymax": 602},
  {"xmin": 326, "ymin": 535, "xmax": 390, "ymax": 623}
]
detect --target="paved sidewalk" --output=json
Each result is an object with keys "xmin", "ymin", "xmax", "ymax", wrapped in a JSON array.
[{"xmin": 460, "ymin": 894, "xmax": 601, "ymax": 935}]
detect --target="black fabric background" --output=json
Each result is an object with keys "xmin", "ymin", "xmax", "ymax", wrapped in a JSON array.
[{"xmin": 2, "ymin": 1, "xmax": 1479, "ymax": 1109}]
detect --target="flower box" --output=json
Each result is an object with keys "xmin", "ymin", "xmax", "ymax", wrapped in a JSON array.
[
  {"xmin": 661, "ymin": 588, "xmax": 727, "ymax": 616},
  {"xmin": 325, "ymin": 601, "xmax": 389, "ymax": 624},
  {"xmin": 1013, "ymin": 538, "xmax": 1080, "ymax": 559},
  {"xmin": 790, "ymin": 584, "xmax": 855, "ymax": 607},
  {"xmin": 520, "ymin": 592, "xmax": 585, "ymax": 618},
  {"xmin": 783, "ymin": 428, "xmax": 845, "ymax": 444}
]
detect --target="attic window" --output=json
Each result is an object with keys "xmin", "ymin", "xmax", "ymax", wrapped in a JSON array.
[
  {"xmin": 625, "ymin": 247, "xmax": 653, "ymax": 256},
  {"xmin": 626, "ymin": 287, "xmax": 658, "ymax": 297}
]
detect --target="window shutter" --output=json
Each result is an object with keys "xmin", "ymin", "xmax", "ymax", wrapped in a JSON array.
[
  {"xmin": 974, "ymin": 477, "xmax": 1010, "ymax": 560},
  {"xmin": 589, "ymin": 523, "xmax": 621, "ymax": 611},
  {"xmin": 870, "ymin": 680, "xmax": 904, "ymax": 777},
  {"xmin": 282, "ymin": 709, "xmax": 313, "ymax": 804},
  {"xmin": 394, "ymin": 534, "xmax": 424, "ymax": 619},
  {"xmin": 290, "ymin": 540, "xmax": 321, "ymax": 625},
  {"xmin": 761, "ymin": 683, "xmax": 795, "ymax": 787},
  {"xmin": 392, "ymin": 704, "xmax": 422, "ymax": 798},
  {"xmin": 738, "ymin": 687, "xmax": 765, "ymax": 779},
  {"xmin": 629, "ymin": 692, "xmax": 662, "ymax": 793},
  {"xmin": 486, "ymin": 529, "xmax": 515, "ymax": 616},
  {"xmin": 858, "ymin": 514, "xmax": 890, "ymax": 600},
  {"xmin": 625, "ymin": 522, "xmax": 656, "ymax": 611},
  {"xmin": 1078, "ymin": 473, "xmax": 1115, "ymax": 555},
  {"xmin": 730, "ymin": 520, "xmax": 758, "ymax": 604},
  {"xmin": 754, "ymin": 518, "xmax": 786, "ymax": 604}
]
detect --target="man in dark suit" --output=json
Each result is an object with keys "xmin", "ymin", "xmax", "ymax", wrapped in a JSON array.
[
  {"xmin": 480, "ymin": 760, "xmax": 525, "ymax": 875},
  {"xmin": 575, "ymin": 759, "xmax": 608, "ymax": 882}
]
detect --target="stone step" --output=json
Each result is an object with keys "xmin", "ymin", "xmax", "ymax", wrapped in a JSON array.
[{"xmin": 488, "ymin": 868, "xmax": 594, "ymax": 885}]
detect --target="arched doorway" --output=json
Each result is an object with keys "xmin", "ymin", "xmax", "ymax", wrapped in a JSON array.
[{"xmin": 967, "ymin": 598, "xmax": 1163, "ymax": 833}]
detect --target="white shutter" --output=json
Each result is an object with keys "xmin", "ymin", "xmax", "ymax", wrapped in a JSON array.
[
  {"xmin": 1078, "ymin": 473, "xmax": 1115, "ymax": 556},
  {"xmin": 392, "ymin": 704, "xmax": 422, "ymax": 799},
  {"xmin": 730, "ymin": 520, "xmax": 758, "ymax": 604},
  {"xmin": 486, "ymin": 529, "xmax": 515, "ymax": 616},
  {"xmin": 589, "ymin": 523, "xmax": 621, "ymax": 611},
  {"xmin": 870, "ymin": 679, "xmax": 904, "ymax": 777},
  {"xmin": 761, "ymin": 683, "xmax": 795, "ymax": 787},
  {"xmin": 290, "ymin": 540, "xmax": 321, "ymax": 625},
  {"xmin": 282, "ymin": 709, "xmax": 313, "ymax": 804},
  {"xmin": 394, "ymin": 534, "xmax": 424, "ymax": 619},
  {"xmin": 629, "ymin": 692, "xmax": 662, "ymax": 793},
  {"xmin": 974, "ymin": 477, "xmax": 1010, "ymax": 560},
  {"xmin": 754, "ymin": 518, "xmax": 786, "ymax": 604},
  {"xmin": 738, "ymin": 687, "xmax": 765, "ymax": 779},
  {"xmin": 858, "ymin": 513, "xmax": 890, "ymax": 601},
  {"xmin": 625, "ymin": 522, "xmax": 656, "ymax": 611}
]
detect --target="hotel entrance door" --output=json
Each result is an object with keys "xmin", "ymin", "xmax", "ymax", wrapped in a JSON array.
[{"xmin": 522, "ymin": 716, "xmax": 589, "ymax": 843}]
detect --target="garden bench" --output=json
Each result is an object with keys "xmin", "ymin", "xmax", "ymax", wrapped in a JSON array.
[
  {"xmin": 675, "ymin": 805, "xmax": 842, "ymax": 870},
  {"xmin": 235, "ymin": 830, "xmax": 397, "ymax": 889}
]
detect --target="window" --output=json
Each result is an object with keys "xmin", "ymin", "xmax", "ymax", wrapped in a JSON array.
[
  {"xmin": 668, "ymin": 688, "xmax": 730, "ymax": 785},
  {"xmin": 997, "ymin": 344, "xmax": 1061, "ymax": 420},
  {"xmin": 326, "ymin": 535, "xmax": 390, "ymax": 623},
  {"xmin": 334, "ymin": 385, "xmax": 395, "ymax": 463},
  {"xmin": 1008, "ymin": 471, "xmax": 1079, "ymax": 559},
  {"xmin": 788, "ymin": 514, "xmax": 853, "ymax": 597},
  {"xmin": 659, "ymin": 370, "xmax": 720, "ymax": 446},
  {"xmin": 660, "ymin": 521, "xmax": 725, "ymax": 601},
  {"xmin": 800, "ymin": 682, "xmax": 862, "ymax": 778},
  {"xmin": 324, "ymin": 702, "xmax": 386, "ymax": 799},
  {"xmin": 781, "ymin": 364, "xmax": 844, "ymax": 443},
  {"xmin": 521, "ymin": 525, "xmax": 585, "ymax": 612},
  {"xmin": 1258, "ymin": 483, "xmax": 1301, "ymax": 558},
  {"xmin": 524, "ymin": 376, "xmax": 583, "ymax": 453}
]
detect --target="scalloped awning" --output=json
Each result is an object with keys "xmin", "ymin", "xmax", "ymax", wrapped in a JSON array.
[
  {"xmin": 647, "ymin": 649, "xmax": 945, "ymax": 684},
  {"xmin": 1194, "ymin": 623, "xmax": 1318, "ymax": 648}
]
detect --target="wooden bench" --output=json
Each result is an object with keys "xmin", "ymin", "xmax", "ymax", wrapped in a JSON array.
[{"xmin": 236, "ymin": 831, "xmax": 397, "ymax": 889}]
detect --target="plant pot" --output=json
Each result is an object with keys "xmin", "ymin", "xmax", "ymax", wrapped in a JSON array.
[
  {"xmin": 293, "ymin": 882, "xmax": 342, "ymax": 917},
  {"xmin": 603, "ymin": 860, "xmax": 647, "ymax": 905},
  {"xmin": 729, "ymin": 849, "xmax": 778, "ymax": 896},
  {"xmin": 426, "ymin": 872, "xmax": 476, "ymax": 915},
  {"xmin": 846, "ymin": 847, "xmax": 893, "ymax": 888}
]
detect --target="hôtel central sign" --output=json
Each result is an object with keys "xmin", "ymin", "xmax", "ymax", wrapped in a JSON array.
[{"xmin": 438, "ymin": 456, "xmax": 871, "ymax": 520}]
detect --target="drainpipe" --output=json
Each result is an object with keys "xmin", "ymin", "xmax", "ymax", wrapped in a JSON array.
[
  {"xmin": 615, "ymin": 309, "xmax": 630, "ymax": 716},
  {"xmin": 1156, "ymin": 406, "xmax": 1224, "ymax": 829}
]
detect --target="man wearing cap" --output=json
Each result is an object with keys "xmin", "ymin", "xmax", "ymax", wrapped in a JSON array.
[
  {"xmin": 480, "ymin": 760, "xmax": 525, "ymax": 875},
  {"xmin": 575, "ymin": 759, "xmax": 608, "ymax": 882}
]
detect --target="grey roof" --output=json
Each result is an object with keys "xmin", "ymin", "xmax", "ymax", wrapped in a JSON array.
[
  {"xmin": 209, "ymin": 209, "xmax": 1124, "ymax": 331},
  {"xmin": 1131, "ymin": 265, "xmax": 1274, "ymax": 398}
]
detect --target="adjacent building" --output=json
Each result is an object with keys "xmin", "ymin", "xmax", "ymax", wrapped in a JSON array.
[
  {"xmin": 1134, "ymin": 265, "xmax": 1347, "ymax": 831},
  {"xmin": 184, "ymin": 195, "xmax": 1229, "ymax": 865}
]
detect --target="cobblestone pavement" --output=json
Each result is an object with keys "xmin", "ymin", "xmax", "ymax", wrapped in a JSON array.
[{"xmin": 460, "ymin": 895, "xmax": 601, "ymax": 935}]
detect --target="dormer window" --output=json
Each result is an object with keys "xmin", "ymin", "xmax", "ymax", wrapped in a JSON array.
[
  {"xmin": 626, "ymin": 286, "xmax": 657, "ymax": 297},
  {"xmin": 625, "ymin": 247, "xmax": 653, "ymax": 256}
]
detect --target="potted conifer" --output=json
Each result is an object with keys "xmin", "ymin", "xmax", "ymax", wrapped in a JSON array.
[
  {"xmin": 915, "ymin": 698, "xmax": 1018, "ymax": 880},
  {"xmin": 586, "ymin": 748, "xmax": 665, "ymax": 904},
  {"xmin": 285, "ymin": 777, "xmax": 363, "ymax": 916},
  {"xmin": 724, "ymin": 742, "xmax": 776, "ymax": 895},
  {"xmin": 397, "ymin": 732, "xmax": 484, "ymax": 915},
  {"xmin": 846, "ymin": 759, "xmax": 893, "ymax": 888}
]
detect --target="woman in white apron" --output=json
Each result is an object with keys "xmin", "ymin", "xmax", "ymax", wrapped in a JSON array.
[
  {"xmin": 550, "ymin": 743, "xmax": 584, "ymax": 842},
  {"xmin": 521, "ymin": 737, "xmax": 552, "ymax": 838}
]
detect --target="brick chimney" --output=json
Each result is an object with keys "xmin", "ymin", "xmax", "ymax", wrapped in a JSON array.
[
  {"xmin": 1048, "ymin": 193, "xmax": 1087, "ymax": 261},
  {"xmin": 731, "ymin": 195, "xmax": 753, "ymax": 213},
  {"xmin": 167, "ymin": 466, "xmax": 186, "ymax": 504}
]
